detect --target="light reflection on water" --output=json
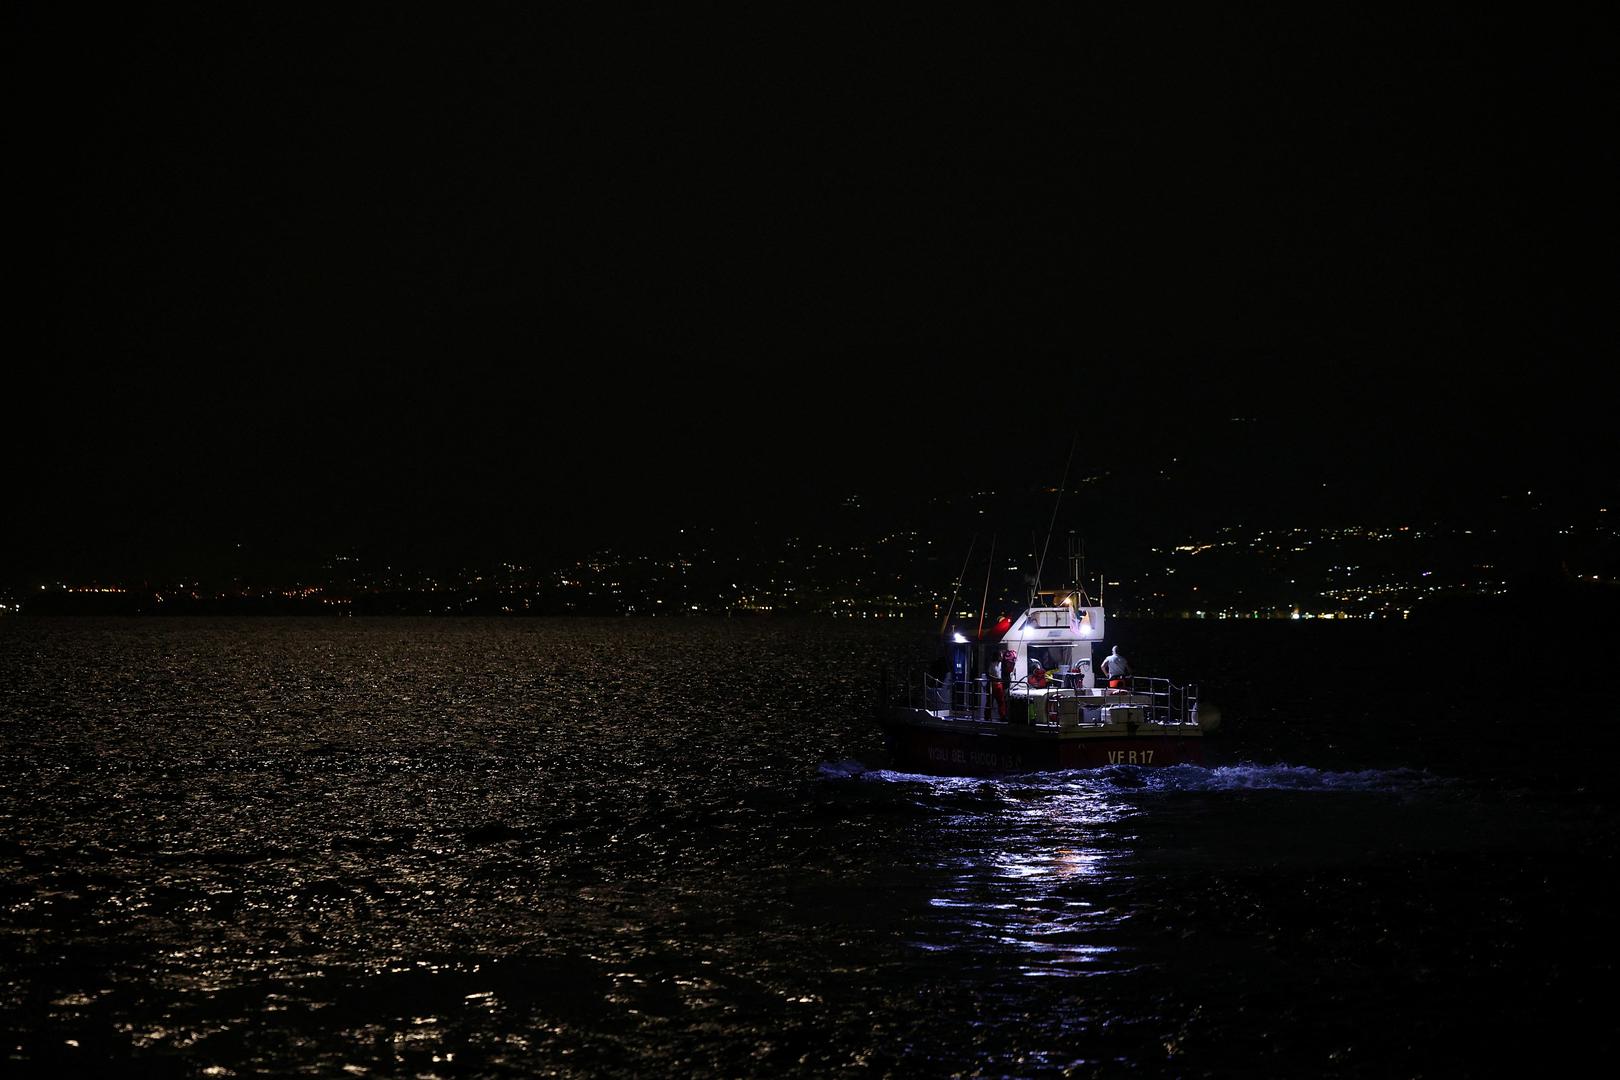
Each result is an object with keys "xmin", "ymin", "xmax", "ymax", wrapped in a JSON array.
[
  {"xmin": 873, "ymin": 771, "xmax": 1137, "ymax": 977},
  {"xmin": 866, "ymin": 762, "xmax": 1476, "ymax": 986}
]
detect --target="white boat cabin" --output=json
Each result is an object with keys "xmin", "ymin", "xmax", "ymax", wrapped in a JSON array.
[{"xmin": 998, "ymin": 602, "xmax": 1106, "ymax": 694}]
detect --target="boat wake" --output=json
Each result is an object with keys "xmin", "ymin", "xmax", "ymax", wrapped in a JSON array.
[
  {"xmin": 822, "ymin": 759, "xmax": 1453, "ymax": 797},
  {"xmin": 1100, "ymin": 761, "xmax": 1453, "ymax": 794}
]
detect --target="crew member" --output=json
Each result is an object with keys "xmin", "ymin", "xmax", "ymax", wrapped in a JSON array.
[
  {"xmin": 1102, "ymin": 645, "xmax": 1131, "ymax": 688},
  {"xmin": 996, "ymin": 648, "xmax": 1016, "ymax": 720}
]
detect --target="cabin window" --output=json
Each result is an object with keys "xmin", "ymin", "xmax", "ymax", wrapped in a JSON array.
[{"xmin": 1028, "ymin": 645, "xmax": 1073, "ymax": 673}]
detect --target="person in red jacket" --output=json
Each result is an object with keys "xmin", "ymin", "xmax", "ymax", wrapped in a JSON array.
[{"xmin": 994, "ymin": 648, "xmax": 1016, "ymax": 720}]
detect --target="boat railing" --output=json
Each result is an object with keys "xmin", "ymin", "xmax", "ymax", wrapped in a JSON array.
[
  {"xmin": 1119, "ymin": 676, "xmax": 1200, "ymax": 726},
  {"xmin": 898, "ymin": 668, "xmax": 1199, "ymax": 728},
  {"xmin": 911, "ymin": 670, "xmax": 999, "ymax": 721}
]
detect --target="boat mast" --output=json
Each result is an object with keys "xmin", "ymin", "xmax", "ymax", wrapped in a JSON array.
[
  {"xmin": 1033, "ymin": 434, "xmax": 1079, "ymax": 597},
  {"xmin": 975, "ymin": 534, "xmax": 997, "ymax": 640},
  {"xmin": 938, "ymin": 534, "xmax": 977, "ymax": 636}
]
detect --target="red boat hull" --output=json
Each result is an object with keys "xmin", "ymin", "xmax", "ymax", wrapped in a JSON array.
[{"xmin": 881, "ymin": 717, "xmax": 1204, "ymax": 776}]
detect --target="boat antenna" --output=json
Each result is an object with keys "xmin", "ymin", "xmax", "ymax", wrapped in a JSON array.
[
  {"xmin": 975, "ymin": 534, "xmax": 997, "ymax": 641},
  {"xmin": 1069, "ymin": 532, "xmax": 1090, "ymax": 606},
  {"xmin": 938, "ymin": 534, "xmax": 977, "ymax": 637},
  {"xmin": 1033, "ymin": 434, "xmax": 1079, "ymax": 596},
  {"xmin": 1029, "ymin": 531, "xmax": 1039, "ymax": 607}
]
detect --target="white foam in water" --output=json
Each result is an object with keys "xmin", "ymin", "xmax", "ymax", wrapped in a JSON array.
[
  {"xmin": 1080, "ymin": 762, "xmax": 1451, "ymax": 794},
  {"xmin": 816, "ymin": 759, "xmax": 873, "ymax": 780},
  {"xmin": 840, "ymin": 761, "xmax": 1454, "ymax": 796}
]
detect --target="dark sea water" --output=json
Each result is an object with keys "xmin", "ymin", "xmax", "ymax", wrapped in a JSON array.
[{"xmin": 2, "ymin": 616, "xmax": 1615, "ymax": 1077}]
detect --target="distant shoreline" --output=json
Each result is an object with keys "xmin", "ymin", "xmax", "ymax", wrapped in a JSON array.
[{"xmin": 5, "ymin": 577, "xmax": 1611, "ymax": 622}]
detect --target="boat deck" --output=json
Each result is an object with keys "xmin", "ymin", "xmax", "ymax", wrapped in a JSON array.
[{"xmin": 912, "ymin": 677, "xmax": 1199, "ymax": 731}]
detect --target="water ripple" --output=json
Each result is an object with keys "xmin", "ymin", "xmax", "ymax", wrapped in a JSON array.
[{"xmin": 2, "ymin": 617, "xmax": 1612, "ymax": 1077}]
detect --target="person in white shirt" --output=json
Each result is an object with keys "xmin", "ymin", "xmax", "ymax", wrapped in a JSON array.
[{"xmin": 1101, "ymin": 646, "xmax": 1131, "ymax": 688}]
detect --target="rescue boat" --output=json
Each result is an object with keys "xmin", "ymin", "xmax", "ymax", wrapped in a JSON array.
[{"xmin": 880, "ymin": 587, "xmax": 1207, "ymax": 776}]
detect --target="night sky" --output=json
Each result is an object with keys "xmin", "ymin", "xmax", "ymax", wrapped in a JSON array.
[{"xmin": 9, "ymin": 9, "xmax": 1614, "ymax": 583}]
